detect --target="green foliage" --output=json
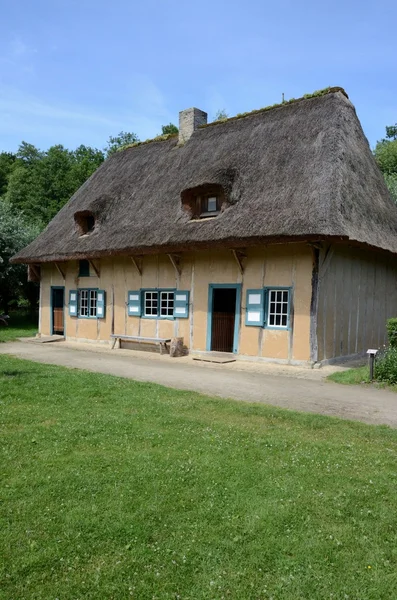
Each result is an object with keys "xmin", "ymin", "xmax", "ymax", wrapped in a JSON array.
[
  {"xmin": 375, "ymin": 346, "xmax": 397, "ymax": 384},
  {"xmin": 105, "ymin": 131, "xmax": 139, "ymax": 156},
  {"xmin": 213, "ymin": 109, "xmax": 229, "ymax": 121},
  {"xmin": 2, "ymin": 354, "xmax": 397, "ymax": 599},
  {"xmin": 0, "ymin": 199, "xmax": 40, "ymax": 311},
  {"xmin": 0, "ymin": 152, "xmax": 16, "ymax": 197},
  {"xmin": 161, "ymin": 122, "xmax": 178, "ymax": 135},
  {"xmin": 384, "ymin": 173, "xmax": 397, "ymax": 202},
  {"xmin": 386, "ymin": 317, "xmax": 397, "ymax": 347},
  {"xmin": 5, "ymin": 142, "xmax": 104, "ymax": 224}
]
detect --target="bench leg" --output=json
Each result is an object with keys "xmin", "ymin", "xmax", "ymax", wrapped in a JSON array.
[{"xmin": 111, "ymin": 338, "xmax": 120, "ymax": 350}]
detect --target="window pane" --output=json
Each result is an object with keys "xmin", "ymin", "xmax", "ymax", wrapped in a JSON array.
[
  {"xmin": 160, "ymin": 291, "xmax": 174, "ymax": 316},
  {"xmin": 80, "ymin": 290, "xmax": 88, "ymax": 316},
  {"xmin": 144, "ymin": 291, "xmax": 158, "ymax": 316},
  {"xmin": 268, "ymin": 289, "xmax": 289, "ymax": 328},
  {"xmin": 207, "ymin": 197, "xmax": 217, "ymax": 212},
  {"xmin": 89, "ymin": 290, "xmax": 97, "ymax": 317}
]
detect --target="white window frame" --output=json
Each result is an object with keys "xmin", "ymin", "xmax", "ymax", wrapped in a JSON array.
[
  {"xmin": 267, "ymin": 289, "xmax": 289, "ymax": 329},
  {"xmin": 143, "ymin": 289, "xmax": 175, "ymax": 319},
  {"xmin": 79, "ymin": 289, "xmax": 98, "ymax": 318}
]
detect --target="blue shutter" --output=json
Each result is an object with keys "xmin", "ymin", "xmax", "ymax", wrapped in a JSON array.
[
  {"xmin": 174, "ymin": 291, "xmax": 190, "ymax": 318},
  {"xmin": 127, "ymin": 290, "xmax": 141, "ymax": 317},
  {"xmin": 96, "ymin": 290, "xmax": 106, "ymax": 318},
  {"xmin": 245, "ymin": 289, "xmax": 264, "ymax": 326},
  {"xmin": 69, "ymin": 290, "xmax": 78, "ymax": 317}
]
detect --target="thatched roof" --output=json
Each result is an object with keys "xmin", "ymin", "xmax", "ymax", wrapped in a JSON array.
[{"xmin": 12, "ymin": 88, "xmax": 397, "ymax": 264}]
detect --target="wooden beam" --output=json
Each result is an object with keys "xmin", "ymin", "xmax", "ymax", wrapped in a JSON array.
[
  {"xmin": 89, "ymin": 259, "xmax": 100, "ymax": 278},
  {"xmin": 231, "ymin": 249, "xmax": 246, "ymax": 275},
  {"xmin": 28, "ymin": 264, "xmax": 41, "ymax": 283},
  {"xmin": 54, "ymin": 262, "xmax": 66, "ymax": 280},
  {"xmin": 130, "ymin": 256, "xmax": 142, "ymax": 276},
  {"xmin": 167, "ymin": 254, "xmax": 181, "ymax": 277}
]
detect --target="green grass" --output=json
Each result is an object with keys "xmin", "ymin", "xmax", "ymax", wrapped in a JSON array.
[
  {"xmin": 2, "ymin": 356, "xmax": 397, "ymax": 599},
  {"xmin": 328, "ymin": 366, "xmax": 371, "ymax": 385},
  {"xmin": 0, "ymin": 312, "xmax": 38, "ymax": 343}
]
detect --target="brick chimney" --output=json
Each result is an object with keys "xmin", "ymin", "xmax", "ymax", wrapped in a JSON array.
[{"xmin": 178, "ymin": 107, "xmax": 207, "ymax": 144}]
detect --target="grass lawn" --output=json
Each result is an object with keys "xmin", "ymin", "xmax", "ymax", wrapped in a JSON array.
[
  {"xmin": 2, "ymin": 357, "xmax": 397, "ymax": 599},
  {"xmin": 0, "ymin": 312, "xmax": 38, "ymax": 343},
  {"xmin": 327, "ymin": 366, "xmax": 371, "ymax": 386}
]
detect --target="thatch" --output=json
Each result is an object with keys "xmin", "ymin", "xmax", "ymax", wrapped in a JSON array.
[{"xmin": 12, "ymin": 88, "xmax": 397, "ymax": 264}]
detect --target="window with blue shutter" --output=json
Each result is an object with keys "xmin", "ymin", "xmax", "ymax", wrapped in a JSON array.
[
  {"xmin": 69, "ymin": 290, "xmax": 78, "ymax": 317},
  {"xmin": 174, "ymin": 291, "xmax": 190, "ymax": 318},
  {"xmin": 127, "ymin": 291, "xmax": 141, "ymax": 316},
  {"xmin": 245, "ymin": 289, "xmax": 265, "ymax": 326},
  {"xmin": 96, "ymin": 290, "xmax": 106, "ymax": 318}
]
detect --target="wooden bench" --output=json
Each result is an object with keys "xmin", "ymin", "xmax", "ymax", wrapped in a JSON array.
[{"xmin": 110, "ymin": 334, "xmax": 171, "ymax": 354}]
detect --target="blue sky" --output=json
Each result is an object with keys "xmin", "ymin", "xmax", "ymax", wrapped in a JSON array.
[{"xmin": 1, "ymin": 0, "xmax": 396, "ymax": 153}]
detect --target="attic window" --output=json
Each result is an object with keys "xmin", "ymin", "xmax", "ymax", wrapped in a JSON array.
[
  {"xmin": 181, "ymin": 184, "xmax": 225, "ymax": 220},
  {"xmin": 74, "ymin": 211, "xmax": 96, "ymax": 236}
]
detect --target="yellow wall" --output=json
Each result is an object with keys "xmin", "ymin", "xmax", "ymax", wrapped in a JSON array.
[
  {"xmin": 316, "ymin": 246, "xmax": 397, "ymax": 361},
  {"xmin": 39, "ymin": 244, "xmax": 314, "ymax": 361}
]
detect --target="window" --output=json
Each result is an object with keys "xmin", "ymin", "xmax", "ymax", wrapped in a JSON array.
[
  {"xmin": 246, "ymin": 287, "xmax": 291, "ymax": 328},
  {"xmin": 144, "ymin": 290, "xmax": 174, "ymax": 318},
  {"xmin": 268, "ymin": 289, "xmax": 289, "ymax": 328},
  {"xmin": 69, "ymin": 289, "xmax": 106, "ymax": 319},
  {"xmin": 80, "ymin": 289, "xmax": 97, "ymax": 317},
  {"xmin": 198, "ymin": 194, "xmax": 221, "ymax": 218},
  {"xmin": 74, "ymin": 211, "xmax": 96, "ymax": 236},
  {"xmin": 79, "ymin": 260, "xmax": 90, "ymax": 277}
]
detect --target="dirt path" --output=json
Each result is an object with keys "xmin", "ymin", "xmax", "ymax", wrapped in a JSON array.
[{"xmin": 1, "ymin": 341, "xmax": 396, "ymax": 428}]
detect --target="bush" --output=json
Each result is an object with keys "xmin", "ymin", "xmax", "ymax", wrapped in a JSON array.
[
  {"xmin": 375, "ymin": 346, "xmax": 397, "ymax": 384},
  {"xmin": 387, "ymin": 318, "xmax": 397, "ymax": 347}
]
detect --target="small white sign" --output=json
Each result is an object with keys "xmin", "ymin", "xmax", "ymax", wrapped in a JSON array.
[
  {"xmin": 129, "ymin": 306, "xmax": 139, "ymax": 313},
  {"xmin": 70, "ymin": 293, "xmax": 76, "ymax": 301},
  {"xmin": 70, "ymin": 306, "xmax": 76, "ymax": 314},
  {"xmin": 97, "ymin": 293, "xmax": 103, "ymax": 302},
  {"xmin": 129, "ymin": 294, "xmax": 139, "ymax": 301},
  {"xmin": 175, "ymin": 307, "xmax": 185, "ymax": 315},
  {"xmin": 247, "ymin": 310, "xmax": 261, "ymax": 322},
  {"xmin": 97, "ymin": 307, "xmax": 103, "ymax": 316},
  {"xmin": 248, "ymin": 293, "xmax": 261, "ymax": 305},
  {"xmin": 175, "ymin": 294, "xmax": 186, "ymax": 301}
]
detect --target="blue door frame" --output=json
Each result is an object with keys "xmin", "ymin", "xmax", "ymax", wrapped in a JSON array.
[
  {"xmin": 50, "ymin": 286, "xmax": 65, "ymax": 335},
  {"xmin": 206, "ymin": 284, "xmax": 242, "ymax": 353}
]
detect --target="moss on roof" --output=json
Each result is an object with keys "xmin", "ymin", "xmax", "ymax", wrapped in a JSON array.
[{"xmin": 118, "ymin": 87, "xmax": 348, "ymax": 151}]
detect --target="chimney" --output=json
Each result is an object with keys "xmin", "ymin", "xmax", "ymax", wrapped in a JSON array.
[{"xmin": 178, "ymin": 107, "xmax": 207, "ymax": 144}]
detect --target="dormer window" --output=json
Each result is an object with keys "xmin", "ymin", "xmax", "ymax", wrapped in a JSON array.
[
  {"xmin": 181, "ymin": 184, "xmax": 225, "ymax": 220},
  {"xmin": 199, "ymin": 195, "xmax": 221, "ymax": 218},
  {"xmin": 74, "ymin": 211, "xmax": 96, "ymax": 236}
]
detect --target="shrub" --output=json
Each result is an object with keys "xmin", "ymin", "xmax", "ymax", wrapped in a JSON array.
[
  {"xmin": 375, "ymin": 346, "xmax": 397, "ymax": 384},
  {"xmin": 386, "ymin": 317, "xmax": 397, "ymax": 347}
]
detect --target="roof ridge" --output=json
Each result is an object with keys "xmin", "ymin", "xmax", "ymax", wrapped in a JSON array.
[{"xmin": 119, "ymin": 87, "xmax": 348, "ymax": 152}]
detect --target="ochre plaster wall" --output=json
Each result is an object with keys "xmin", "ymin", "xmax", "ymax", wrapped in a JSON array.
[
  {"xmin": 316, "ymin": 246, "xmax": 397, "ymax": 361},
  {"xmin": 39, "ymin": 244, "xmax": 313, "ymax": 361}
]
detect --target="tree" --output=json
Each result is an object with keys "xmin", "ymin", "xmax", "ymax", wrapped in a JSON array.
[
  {"xmin": 374, "ymin": 124, "xmax": 397, "ymax": 202},
  {"xmin": 0, "ymin": 152, "xmax": 16, "ymax": 197},
  {"xmin": 213, "ymin": 109, "xmax": 229, "ymax": 121},
  {"xmin": 105, "ymin": 131, "xmax": 139, "ymax": 157},
  {"xmin": 0, "ymin": 200, "xmax": 40, "ymax": 312},
  {"xmin": 6, "ymin": 142, "xmax": 105, "ymax": 225},
  {"xmin": 161, "ymin": 123, "xmax": 178, "ymax": 135}
]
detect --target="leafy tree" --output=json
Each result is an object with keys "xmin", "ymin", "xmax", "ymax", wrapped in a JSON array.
[
  {"xmin": 105, "ymin": 131, "xmax": 139, "ymax": 156},
  {"xmin": 213, "ymin": 109, "xmax": 229, "ymax": 121},
  {"xmin": 0, "ymin": 152, "xmax": 16, "ymax": 197},
  {"xmin": 374, "ymin": 124, "xmax": 397, "ymax": 202},
  {"xmin": 6, "ymin": 142, "xmax": 105, "ymax": 225},
  {"xmin": 161, "ymin": 123, "xmax": 178, "ymax": 135},
  {"xmin": 0, "ymin": 199, "xmax": 40, "ymax": 312}
]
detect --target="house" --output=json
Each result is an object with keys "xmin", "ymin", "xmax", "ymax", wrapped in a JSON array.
[{"xmin": 12, "ymin": 87, "xmax": 397, "ymax": 365}]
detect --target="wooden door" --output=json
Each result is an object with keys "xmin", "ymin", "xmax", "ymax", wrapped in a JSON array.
[
  {"xmin": 210, "ymin": 288, "xmax": 237, "ymax": 353},
  {"xmin": 52, "ymin": 288, "xmax": 64, "ymax": 335}
]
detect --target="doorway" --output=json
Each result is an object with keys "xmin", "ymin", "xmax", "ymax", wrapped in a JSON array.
[
  {"xmin": 207, "ymin": 285, "xmax": 241, "ymax": 353},
  {"xmin": 51, "ymin": 287, "xmax": 65, "ymax": 335}
]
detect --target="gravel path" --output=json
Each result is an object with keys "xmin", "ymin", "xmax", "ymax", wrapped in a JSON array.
[{"xmin": 1, "ymin": 340, "xmax": 396, "ymax": 428}]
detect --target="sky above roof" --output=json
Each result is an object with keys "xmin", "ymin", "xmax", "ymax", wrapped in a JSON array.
[{"xmin": 1, "ymin": 0, "xmax": 396, "ymax": 154}]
